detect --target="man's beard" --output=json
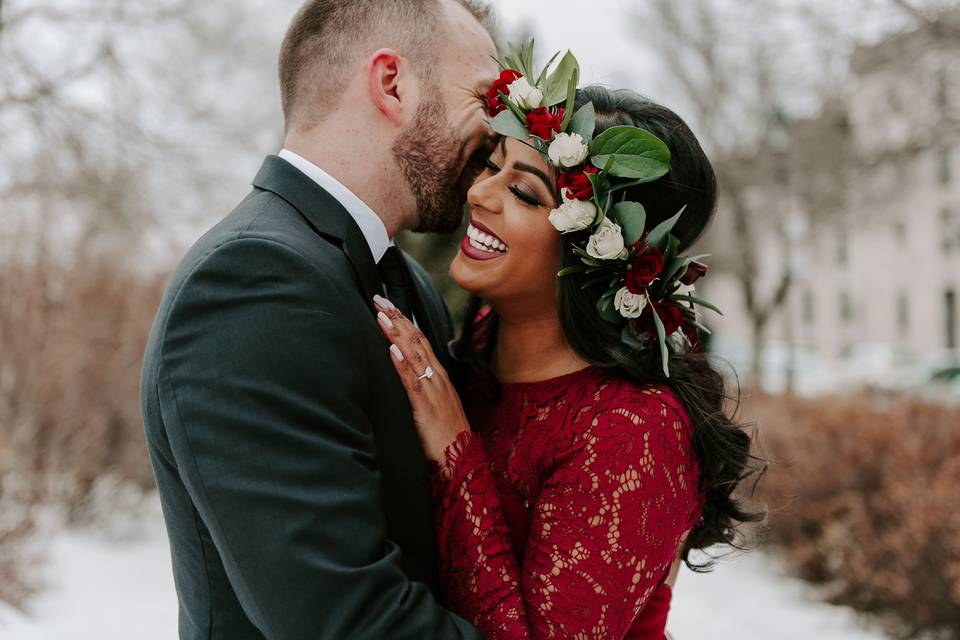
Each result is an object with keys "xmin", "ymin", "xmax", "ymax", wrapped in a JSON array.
[{"xmin": 392, "ymin": 91, "xmax": 472, "ymax": 234}]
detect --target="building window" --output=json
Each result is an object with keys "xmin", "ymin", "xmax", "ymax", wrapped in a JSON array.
[
  {"xmin": 896, "ymin": 292, "xmax": 910, "ymax": 335},
  {"xmin": 940, "ymin": 147, "xmax": 953, "ymax": 186},
  {"xmin": 837, "ymin": 230, "xmax": 849, "ymax": 266},
  {"xmin": 893, "ymin": 219, "xmax": 907, "ymax": 241},
  {"xmin": 937, "ymin": 66, "xmax": 949, "ymax": 110},
  {"xmin": 802, "ymin": 289, "xmax": 815, "ymax": 326},
  {"xmin": 839, "ymin": 290, "xmax": 854, "ymax": 324},
  {"xmin": 947, "ymin": 289, "xmax": 957, "ymax": 350},
  {"xmin": 943, "ymin": 208, "xmax": 955, "ymax": 254}
]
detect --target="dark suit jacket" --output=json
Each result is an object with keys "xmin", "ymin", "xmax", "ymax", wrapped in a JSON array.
[{"xmin": 140, "ymin": 156, "xmax": 481, "ymax": 640}]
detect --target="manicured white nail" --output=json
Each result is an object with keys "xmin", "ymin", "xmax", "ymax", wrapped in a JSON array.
[
  {"xmin": 377, "ymin": 311, "xmax": 394, "ymax": 329},
  {"xmin": 374, "ymin": 294, "xmax": 395, "ymax": 310},
  {"xmin": 390, "ymin": 344, "xmax": 404, "ymax": 361}
]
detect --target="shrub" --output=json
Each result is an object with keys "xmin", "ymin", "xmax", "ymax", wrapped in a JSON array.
[{"xmin": 748, "ymin": 393, "xmax": 960, "ymax": 639}]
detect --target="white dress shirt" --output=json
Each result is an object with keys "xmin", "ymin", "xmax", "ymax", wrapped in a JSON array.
[
  {"xmin": 278, "ymin": 149, "xmax": 419, "ymax": 326},
  {"xmin": 278, "ymin": 148, "xmax": 393, "ymax": 263}
]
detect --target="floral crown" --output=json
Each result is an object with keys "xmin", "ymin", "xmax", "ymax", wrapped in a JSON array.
[{"xmin": 484, "ymin": 40, "xmax": 721, "ymax": 376}]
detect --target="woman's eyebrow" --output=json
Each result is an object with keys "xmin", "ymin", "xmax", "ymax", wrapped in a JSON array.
[{"xmin": 512, "ymin": 162, "xmax": 553, "ymax": 194}]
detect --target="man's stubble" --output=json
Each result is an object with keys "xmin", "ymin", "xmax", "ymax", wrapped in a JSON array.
[{"xmin": 392, "ymin": 87, "xmax": 475, "ymax": 235}]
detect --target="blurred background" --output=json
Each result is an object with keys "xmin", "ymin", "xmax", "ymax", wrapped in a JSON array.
[{"xmin": 0, "ymin": 0, "xmax": 958, "ymax": 638}]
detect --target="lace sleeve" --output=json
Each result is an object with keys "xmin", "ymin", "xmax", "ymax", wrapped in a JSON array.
[
  {"xmin": 431, "ymin": 389, "xmax": 701, "ymax": 639},
  {"xmin": 431, "ymin": 430, "xmax": 529, "ymax": 637}
]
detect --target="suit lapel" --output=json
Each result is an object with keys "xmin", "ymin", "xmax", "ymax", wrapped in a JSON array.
[
  {"xmin": 252, "ymin": 155, "xmax": 382, "ymax": 312},
  {"xmin": 403, "ymin": 253, "xmax": 454, "ymax": 371}
]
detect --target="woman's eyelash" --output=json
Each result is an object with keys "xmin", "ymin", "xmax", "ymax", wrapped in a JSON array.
[
  {"xmin": 484, "ymin": 157, "xmax": 542, "ymax": 207},
  {"xmin": 509, "ymin": 186, "xmax": 541, "ymax": 207}
]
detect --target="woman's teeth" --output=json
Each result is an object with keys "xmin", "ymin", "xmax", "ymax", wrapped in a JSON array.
[{"xmin": 466, "ymin": 223, "xmax": 508, "ymax": 253}]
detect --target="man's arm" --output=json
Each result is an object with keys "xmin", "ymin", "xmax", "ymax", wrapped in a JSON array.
[{"xmin": 157, "ymin": 237, "xmax": 480, "ymax": 640}]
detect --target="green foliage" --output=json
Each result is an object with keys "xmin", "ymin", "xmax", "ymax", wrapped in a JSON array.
[
  {"xmin": 596, "ymin": 287, "xmax": 621, "ymax": 323},
  {"xmin": 645, "ymin": 205, "xmax": 686, "ymax": 249},
  {"xmin": 650, "ymin": 305, "xmax": 669, "ymax": 376},
  {"xmin": 490, "ymin": 110, "xmax": 530, "ymax": 140},
  {"xmin": 541, "ymin": 50, "xmax": 580, "ymax": 107},
  {"xmin": 609, "ymin": 201, "xmax": 647, "ymax": 246},
  {"xmin": 590, "ymin": 126, "xmax": 671, "ymax": 180},
  {"xmin": 568, "ymin": 102, "xmax": 596, "ymax": 142}
]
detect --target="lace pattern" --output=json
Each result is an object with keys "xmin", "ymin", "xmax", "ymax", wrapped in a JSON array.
[{"xmin": 431, "ymin": 367, "xmax": 704, "ymax": 639}]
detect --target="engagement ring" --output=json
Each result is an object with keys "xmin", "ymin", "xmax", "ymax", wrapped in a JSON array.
[{"xmin": 417, "ymin": 366, "xmax": 434, "ymax": 381}]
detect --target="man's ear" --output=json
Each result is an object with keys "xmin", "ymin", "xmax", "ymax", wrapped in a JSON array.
[{"xmin": 367, "ymin": 48, "xmax": 413, "ymax": 127}]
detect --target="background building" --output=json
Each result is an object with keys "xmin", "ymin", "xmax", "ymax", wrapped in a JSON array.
[{"xmin": 705, "ymin": 10, "xmax": 960, "ymax": 393}]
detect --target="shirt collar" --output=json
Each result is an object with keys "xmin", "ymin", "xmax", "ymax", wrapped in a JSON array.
[{"xmin": 278, "ymin": 148, "xmax": 393, "ymax": 263}]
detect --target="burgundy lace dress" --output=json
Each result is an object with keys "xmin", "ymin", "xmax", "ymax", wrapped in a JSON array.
[{"xmin": 431, "ymin": 366, "xmax": 704, "ymax": 639}]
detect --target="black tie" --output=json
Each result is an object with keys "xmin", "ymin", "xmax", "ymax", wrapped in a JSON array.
[{"xmin": 377, "ymin": 246, "xmax": 417, "ymax": 319}]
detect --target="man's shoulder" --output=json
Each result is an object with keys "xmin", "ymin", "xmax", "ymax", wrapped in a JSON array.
[{"xmin": 154, "ymin": 189, "xmax": 360, "ymax": 331}]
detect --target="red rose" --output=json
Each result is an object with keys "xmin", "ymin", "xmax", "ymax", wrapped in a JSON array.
[
  {"xmin": 680, "ymin": 260, "xmax": 708, "ymax": 286},
  {"xmin": 525, "ymin": 107, "xmax": 565, "ymax": 140},
  {"xmin": 485, "ymin": 69, "xmax": 522, "ymax": 117},
  {"xmin": 639, "ymin": 301, "xmax": 684, "ymax": 337},
  {"xmin": 625, "ymin": 246, "xmax": 665, "ymax": 294},
  {"xmin": 557, "ymin": 165, "xmax": 599, "ymax": 201}
]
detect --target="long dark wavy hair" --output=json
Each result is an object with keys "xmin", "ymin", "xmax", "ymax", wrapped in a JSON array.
[{"xmin": 451, "ymin": 86, "xmax": 766, "ymax": 569}]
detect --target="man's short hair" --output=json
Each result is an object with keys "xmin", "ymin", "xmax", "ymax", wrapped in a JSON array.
[{"xmin": 279, "ymin": 0, "xmax": 494, "ymax": 132}]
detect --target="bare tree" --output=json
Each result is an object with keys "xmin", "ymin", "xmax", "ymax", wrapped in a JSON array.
[
  {"xmin": 632, "ymin": 0, "xmax": 854, "ymax": 385},
  {"xmin": 0, "ymin": 0, "xmax": 297, "ymax": 605}
]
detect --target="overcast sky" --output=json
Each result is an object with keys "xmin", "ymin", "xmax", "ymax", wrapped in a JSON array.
[{"xmin": 485, "ymin": 0, "xmax": 915, "ymax": 116}]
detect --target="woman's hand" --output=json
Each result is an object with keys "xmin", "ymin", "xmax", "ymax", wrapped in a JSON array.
[{"xmin": 373, "ymin": 295, "xmax": 471, "ymax": 464}]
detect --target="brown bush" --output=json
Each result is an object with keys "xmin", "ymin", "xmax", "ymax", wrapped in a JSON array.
[
  {"xmin": 0, "ymin": 254, "xmax": 164, "ymax": 521},
  {"xmin": 747, "ymin": 393, "xmax": 960, "ymax": 639}
]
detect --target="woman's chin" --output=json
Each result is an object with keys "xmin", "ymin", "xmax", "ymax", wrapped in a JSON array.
[{"xmin": 450, "ymin": 250, "xmax": 491, "ymax": 298}]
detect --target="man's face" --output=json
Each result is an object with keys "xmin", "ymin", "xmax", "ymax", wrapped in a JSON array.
[{"xmin": 392, "ymin": 2, "xmax": 498, "ymax": 234}]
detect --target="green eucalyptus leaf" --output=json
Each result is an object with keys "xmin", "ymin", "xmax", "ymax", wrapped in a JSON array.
[
  {"xmin": 541, "ymin": 50, "xmax": 579, "ymax": 107},
  {"xmin": 663, "ymin": 233, "xmax": 680, "ymax": 263},
  {"xmin": 568, "ymin": 102, "xmax": 596, "ymax": 142},
  {"xmin": 646, "ymin": 206, "xmax": 687, "ymax": 248},
  {"xmin": 589, "ymin": 126, "xmax": 671, "ymax": 180},
  {"xmin": 583, "ymin": 172, "xmax": 606, "ymax": 226},
  {"xmin": 671, "ymin": 294, "xmax": 724, "ymax": 316},
  {"xmin": 560, "ymin": 66, "xmax": 579, "ymax": 131},
  {"xmin": 650, "ymin": 306, "xmax": 670, "ymax": 376},
  {"xmin": 597, "ymin": 288, "xmax": 621, "ymax": 324},
  {"xmin": 490, "ymin": 110, "xmax": 530, "ymax": 141},
  {"xmin": 662, "ymin": 256, "xmax": 692, "ymax": 285},
  {"xmin": 580, "ymin": 256, "xmax": 603, "ymax": 267},
  {"xmin": 689, "ymin": 318, "xmax": 714, "ymax": 335},
  {"xmin": 498, "ymin": 90, "xmax": 529, "ymax": 124},
  {"xmin": 609, "ymin": 201, "xmax": 647, "ymax": 246},
  {"xmin": 557, "ymin": 265, "xmax": 589, "ymax": 277},
  {"xmin": 536, "ymin": 50, "xmax": 561, "ymax": 86}
]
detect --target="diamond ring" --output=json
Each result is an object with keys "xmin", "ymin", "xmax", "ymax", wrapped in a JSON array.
[{"xmin": 417, "ymin": 366, "xmax": 434, "ymax": 381}]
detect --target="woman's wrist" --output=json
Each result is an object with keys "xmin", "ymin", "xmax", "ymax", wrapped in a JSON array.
[{"xmin": 430, "ymin": 429, "xmax": 474, "ymax": 479}]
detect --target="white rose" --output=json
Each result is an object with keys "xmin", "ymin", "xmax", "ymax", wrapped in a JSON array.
[
  {"xmin": 614, "ymin": 287, "xmax": 648, "ymax": 319},
  {"xmin": 675, "ymin": 282, "xmax": 696, "ymax": 298},
  {"xmin": 547, "ymin": 133, "xmax": 589, "ymax": 168},
  {"xmin": 505, "ymin": 76, "xmax": 543, "ymax": 109},
  {"xmin": 548, "ymin": 198, "xmax": 597, "ymax": 234},
  {"xmin": 667, "ymin": 330, "xmax": 688, "ymax": 350},
  {"xmin": 586, "ymin": 218, "xmax": 628, "ymax": 260}
]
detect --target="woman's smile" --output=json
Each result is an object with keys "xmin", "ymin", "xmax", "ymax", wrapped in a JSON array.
[{"xmin": 460, "ymin": 217, "xmax": 509, "ymax": 260}]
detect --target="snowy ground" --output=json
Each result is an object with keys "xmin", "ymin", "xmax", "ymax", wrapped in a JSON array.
[{"xmin": 0, "ymin": 494, "xmax": 889, "ymax": 640}]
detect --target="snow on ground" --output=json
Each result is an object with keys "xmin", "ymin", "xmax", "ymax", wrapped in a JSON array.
[
  {"xmin": 668, "ymin": 552, "xmax": 888, "ymax": 639},
  {"xmin": 0, "ymin": 494, "xmax": 889, "ymax": 640}
]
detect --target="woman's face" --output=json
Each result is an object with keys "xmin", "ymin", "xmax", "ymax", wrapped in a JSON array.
[{"xmin": 450, "ymin": 137, "xmax": 561, "ymax": 311}]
